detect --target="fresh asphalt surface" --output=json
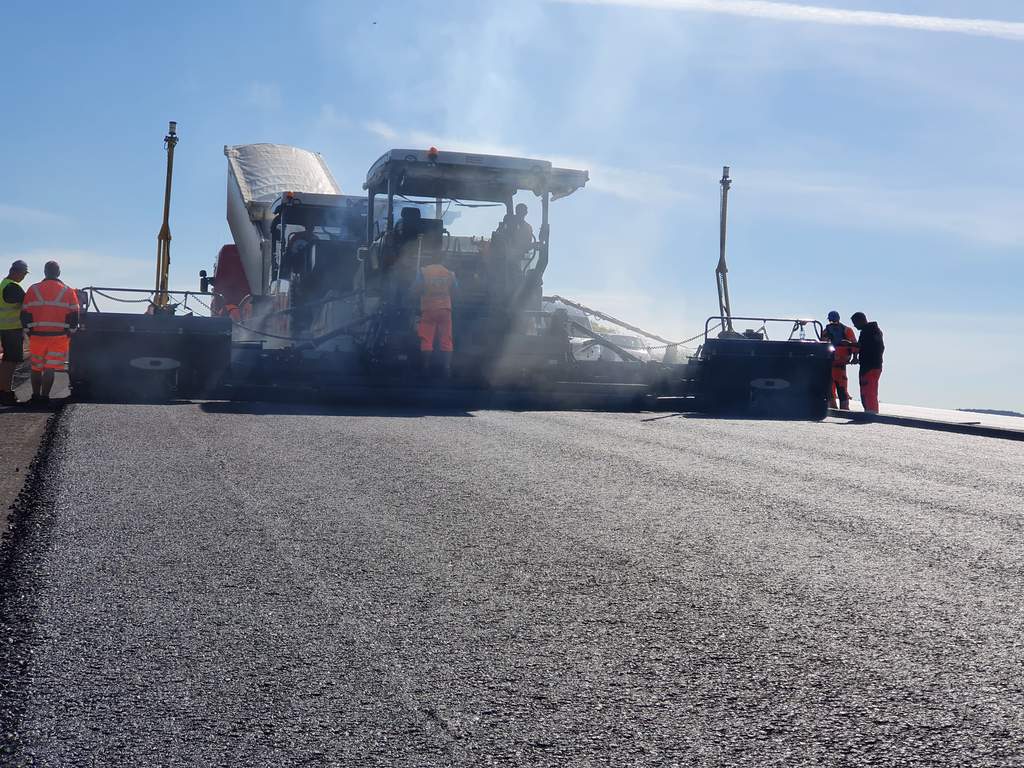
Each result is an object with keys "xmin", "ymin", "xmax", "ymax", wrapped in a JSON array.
[{"xmin": 1, "ymin": 403, "xmax": 1022, "ymax": 767}]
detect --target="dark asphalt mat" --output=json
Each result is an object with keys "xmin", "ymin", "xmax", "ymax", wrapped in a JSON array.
[{"xmin": 1, "ymin": 403, "xmax": 1023, "ymax": 766}]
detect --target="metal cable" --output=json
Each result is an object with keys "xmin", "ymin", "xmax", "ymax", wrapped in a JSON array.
[
  {"xmin": 597, "ymin": 323, "xmax": 720, "ymax": 352},
  {"xmin": 232, "ymin": 311, "xmax": 371, "ymax": 343},
  {"xmin": 680, "ymin": 322, "xmax": 722, "ymax": 346},
  {"xmin": 187, "ymin": 292, "xmax": 215, "ymax": 314},
  {"xmin": 81, "ymin": 285, "xmax": 323, "ymax": 342},
  {"xmin": 91, "ymin": 289, "xmax": 153, "ymax": 304},
  {"xmin": 231, "ymin": 325, "xmax": 316, "ymax": 342}
]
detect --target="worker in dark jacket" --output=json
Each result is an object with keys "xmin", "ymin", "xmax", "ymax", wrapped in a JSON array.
[
  {"xmin": 509, "ymin": 203, "xmax": 534, "ymax": 255},
  {"xmin": 0, "ymin": 260, "xmax": 30, "ymax": 405},
  {"xmin": 850, "ymin": 311, "xmax": 884, "ymax": 414}
]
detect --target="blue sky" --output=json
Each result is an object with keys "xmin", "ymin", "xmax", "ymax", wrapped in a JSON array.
[{"xmin": 2, "ymin": 0, "xmax": 1021, "ymax": 410}]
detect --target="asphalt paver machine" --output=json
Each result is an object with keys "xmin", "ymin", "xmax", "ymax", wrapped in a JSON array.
[
  {"xmin": 66, "ymin": 128, "xmax": 831, "ymax": 416},
  {"xmin": 218, "ymin": 146, "xmax": 680, "ymax": 406}
]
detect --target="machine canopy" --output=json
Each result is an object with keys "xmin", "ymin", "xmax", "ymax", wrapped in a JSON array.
[{"xmin": 363, "ymin": 148, "xmax": 589, "ymax": 202}]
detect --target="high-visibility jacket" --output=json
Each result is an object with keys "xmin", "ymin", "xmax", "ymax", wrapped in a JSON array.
[
  {"xmin": 820, "ymin": 322, "xmax": 857, "ymax": 366},
  {"xmin": 22, "ymin": 279, "xmax": 79, "ymax": 337},
  {"xmin": 0, "ymin": 277, "xmax": 24, "ymax": 330},
  {"xmin": 418, "ymin": 264, "xmax": 457, "ymax": 312}
]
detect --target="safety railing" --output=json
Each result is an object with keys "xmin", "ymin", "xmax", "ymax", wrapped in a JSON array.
[
  {"xmin": 79, "ymin": 286, "xmax": 219, "ymax": 316},
  {"xmin": 703, "ymin": 316, "xmax": 825, "ymax": 344}
]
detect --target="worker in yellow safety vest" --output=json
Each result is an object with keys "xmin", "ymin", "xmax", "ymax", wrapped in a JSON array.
[
  {"xmin": 0, "ymin": 260, "xmax": 30, "ymax": 406},
  {"xmin": 21, "ymin": 261, "xmax": 79, "ymax": 403}
]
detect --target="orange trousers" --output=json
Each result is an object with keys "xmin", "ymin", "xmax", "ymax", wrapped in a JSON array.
[
  {"xmin": 859, "ymin": 368, "xmax": 882, "ymax": 413},
  {"xmin": 28, "ymin": 334, "xmax": 70, "ymax": 373},
  {"xmin": 418, "ymin": 309, "xmax": 453, "ymax": 352},
  {"xmin": 829, "ymin": 366, "xmax": 850, "ymax": 408}
]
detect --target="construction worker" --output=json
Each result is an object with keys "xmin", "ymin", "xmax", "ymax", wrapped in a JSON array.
[
  {"xmin": 22, "ymin": 261, "xmax": 79, "ymax": 402},
  {"xmin": 0, "ymin": 260, "xmax": 30, "ymax": 405},
  {"xmin": 508, "ymin": 202, "xmax": 534, "ymax": 255},
  {"xmin": 546, "ymin": 307, "xmax": 573, "ymax": 364},
  {"xmin": 820, "ymin": 310, "xmax": 858, "ymax": 410},
  {"xmin": 414, "ymin": 254, "xmax": 458, "ymax": 379},
  {"xmin": 850, "ymin": 311, "xmax": 884, "ymax": 414}
]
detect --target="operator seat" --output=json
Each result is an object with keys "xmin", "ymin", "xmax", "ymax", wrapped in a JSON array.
[
  {"xmin": 395, "ymin": 206, "xmax": 423, "ymax": 244},
  {"xmin": 283, "ymin": 228, "xmax": 318, "ymax": 277},
  {"xmin": 394, "ymin": 206, "xmax": 445, "ymax": 261}
]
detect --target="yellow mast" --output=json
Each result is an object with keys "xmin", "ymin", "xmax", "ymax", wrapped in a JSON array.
[{"xmin": 153, "ymin": 120, "xmax": 178, "ymax": 310}]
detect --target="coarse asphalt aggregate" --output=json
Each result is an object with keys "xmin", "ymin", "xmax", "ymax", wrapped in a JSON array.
[{"xmin": 1, "ymin": 402, "xmax": 1023, "ymax": 767}]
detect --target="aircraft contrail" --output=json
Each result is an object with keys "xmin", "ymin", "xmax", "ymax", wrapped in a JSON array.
[{"xmin": 553, "ymin": 0, "xmax": 1024, "ymax": 42}]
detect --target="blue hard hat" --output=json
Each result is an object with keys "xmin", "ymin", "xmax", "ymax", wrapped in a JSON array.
[{"xmin": 827, "ymin": 310, "xmax": 840, "ymax": 322}]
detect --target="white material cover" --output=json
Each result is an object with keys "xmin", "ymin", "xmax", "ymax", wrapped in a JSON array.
[
  {"xmin": 224, "ymin": 144, "xmax": 341, "ymax": 296},
  {"xmin": 224, "ymin": 144, "xmax": 341, "ymax": 205}
]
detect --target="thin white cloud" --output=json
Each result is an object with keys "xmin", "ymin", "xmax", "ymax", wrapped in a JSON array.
[
  {"xmin": 665, "ymin": 164, "xmax": 1024, "ymax": 248},
  {"xmin": 316, "ymin": 105, "xmax": 352, "ymax": 130},
  {"xmin": 554, "ymin": 0, "xmax": 1024, "ymax": 41},
  {"xmin": 0, "ymin": 249, "xmax": 153, "ymax": 296},
  {"xmin": 360, "ymin": 121, "xmax": 690, "ymax": 202},
  {"xmin": 244, "ymin": 81, "xmax": 283, "ymax": 111},
  {"xmin": 363, "ymin": 120, "xmax": 399, "ymax": 141},
  {"xmin": 739, "ymin": 169, "xmax": 1024, "ymax": 247},
  {"xmin": 0, "ymin": 204, "xmax": 68, "ymax": 226},
  {"xmin": 361, "ymin": 121, "xmax": 1024, "ymax": 245}
]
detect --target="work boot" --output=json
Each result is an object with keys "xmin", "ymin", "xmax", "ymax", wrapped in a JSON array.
[
  {"xmin": 839, "ymin": 399, "xmax": 850, "ymax": 410},
  {"xmin": 440, "ymin": 352, "xmax": 453, "ymax": 380},
  {"xmin": 420, "ymin": 351, "xmax": 433, "ymax": 379}
]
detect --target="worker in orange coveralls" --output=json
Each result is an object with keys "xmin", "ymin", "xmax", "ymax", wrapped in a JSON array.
[
  {"xmin": 820, "ymin": 310, "xmax": 858, "ymax": 410},
  {"xmin": 21, "ymin": 260, "xmax": 79, "ymax": 403},
  {"xmin": 414, "ymin": 254, "xmax": 458, "ymax": 379}
]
